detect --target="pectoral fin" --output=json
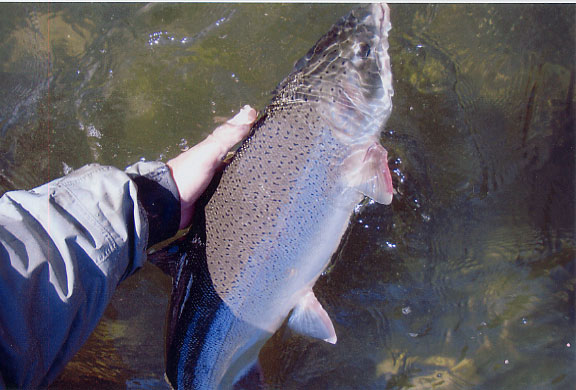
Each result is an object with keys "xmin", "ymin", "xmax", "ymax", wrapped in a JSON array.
[
  {"xmin": 288, "ymin": 290, "xmax": 337, "ymax": 344},
  {"xmin": 342, "ymin": 142, "xmax": 393, "ymax": 205}
]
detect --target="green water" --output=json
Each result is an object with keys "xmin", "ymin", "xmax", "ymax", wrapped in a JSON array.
[{"xmin": 0, "ymin": 3, "xmax": 574, "ymax": 390}]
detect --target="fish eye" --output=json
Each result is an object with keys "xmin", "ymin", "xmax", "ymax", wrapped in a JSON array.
[{"xmin": 359, "ymin": 43, "xmax": 371, "ymax": 58}]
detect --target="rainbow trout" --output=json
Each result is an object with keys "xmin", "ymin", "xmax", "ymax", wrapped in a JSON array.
[{"xmin": 162, "ymin": 4, "xmax": 394, "ymax": 389}]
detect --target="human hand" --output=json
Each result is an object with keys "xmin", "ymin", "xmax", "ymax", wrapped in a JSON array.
[{"xmin": 167, "ymin": 105, "xmax": 257, "ymax": 229}]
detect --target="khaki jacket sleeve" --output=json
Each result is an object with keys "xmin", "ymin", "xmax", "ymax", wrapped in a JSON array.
[{"xmin": 0, "ymin": 161, "xmax": 180, "ymax": 389}]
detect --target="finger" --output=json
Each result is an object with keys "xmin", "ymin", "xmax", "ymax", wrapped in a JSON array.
[
  {"xmin": 226, "ymin": 104, "xmax": 258, "ymax": 126},
  {"xmin": 211, "ymin": 105, "xmax": 258, "ymax": 149}
]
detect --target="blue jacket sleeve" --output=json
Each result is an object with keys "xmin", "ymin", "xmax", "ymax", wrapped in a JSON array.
[{"xmin": 0, "ymin": 161, "xmax": 180, "ymax": 389}]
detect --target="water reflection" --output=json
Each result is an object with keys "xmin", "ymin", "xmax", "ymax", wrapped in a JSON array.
[{"xmin": 0, "ymin": 3, "xmax": 573, "ymax": 390}]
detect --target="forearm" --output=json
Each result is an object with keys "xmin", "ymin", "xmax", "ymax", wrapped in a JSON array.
[{"xmin": 0, "ymin": 161, "xmax": 179, "ymax": 388}]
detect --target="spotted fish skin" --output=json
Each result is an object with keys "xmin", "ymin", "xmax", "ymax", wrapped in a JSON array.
[{"xmin": 165, "ymin": 4, "xmax": 394, "ymax": 389}]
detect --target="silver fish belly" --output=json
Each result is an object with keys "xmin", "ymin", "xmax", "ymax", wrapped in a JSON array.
[{"xmin": 165, "ymin": 4, "xmax": 394, "ymax": 389}]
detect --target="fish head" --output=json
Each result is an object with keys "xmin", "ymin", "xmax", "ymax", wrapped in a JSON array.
[{"xmin": 276, "ymin": 3, "xmax": 393, "ymax": 143}]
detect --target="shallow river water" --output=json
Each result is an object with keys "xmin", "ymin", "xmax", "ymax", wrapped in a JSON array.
[{"xmin": 0, "ymin": 3, "xmax": 574, "ymax": 390}]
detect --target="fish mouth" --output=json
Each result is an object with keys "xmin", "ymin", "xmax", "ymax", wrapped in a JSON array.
[
  {"xmin": 371, "ymin": 3, "xmax": 392, "ymax": 69},
  {"xmin": 371, "ymin": 3, "xmax": 391, "ymax": 37}
]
